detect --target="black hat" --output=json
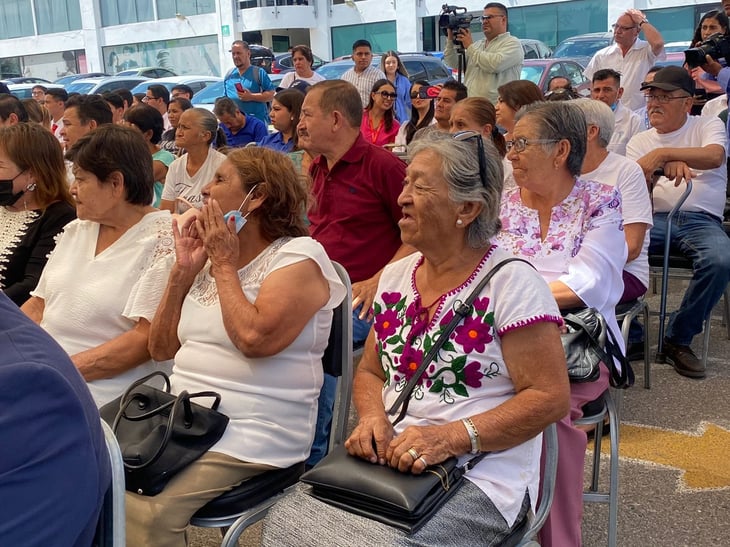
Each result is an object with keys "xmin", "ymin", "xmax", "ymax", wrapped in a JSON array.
[{"xmin": 640, "ymin": 66, "xmax": 694, "ymax": 95}]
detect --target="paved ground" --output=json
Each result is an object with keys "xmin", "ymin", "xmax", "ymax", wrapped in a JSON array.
[{"xmin": 190, "ymin": 278, "xmax": 730, "ymax": 547}]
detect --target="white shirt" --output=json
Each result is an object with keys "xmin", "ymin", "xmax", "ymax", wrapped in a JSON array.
[
  {"xmin": 32, "ymin": 211, "xmax": 176, "ymax": 406},
  {"xmin": 585, "ymin": 39, "xmax": 665, "ymax": 112},
  {"xmin": 279, "ymin": 71, "xmax": 325, "ymax": 89},
  {"xmin": 161, "ymin": 147, "xmax": 226, "ymax": 213},
  {"xmin": 162, "ymin": 112, "xmax": 172, "ymax": 131},
  {"xmin": 609, "ymin": 102, "xmax": 644, "ymax": 156},
  {"xmin": 626, "ymin": 115, "xmax": 727, "ymax": 218},
  {"xmin": 52, "ymin": 118, "xmax": 64, "ymax": 144},
  {"xmin": 171, "ymin": 237, "xmax": 346, "ymax": 467},
  {"xmin": 341, "ymin": 65, "xmax": 386, "ymax": 108},
  {"xmin": 582, "ymin": 151, "xmax": 653, "ymax": 288}
]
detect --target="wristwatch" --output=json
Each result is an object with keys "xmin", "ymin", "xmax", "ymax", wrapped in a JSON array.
[{"xmin": 639, "ymin": 19, "xmax": 648, "ymax": 28}]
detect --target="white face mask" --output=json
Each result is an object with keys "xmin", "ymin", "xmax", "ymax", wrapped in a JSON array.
[{"xmin": 223, "ymin": 184, "xmax": 259, "ymax": 233}]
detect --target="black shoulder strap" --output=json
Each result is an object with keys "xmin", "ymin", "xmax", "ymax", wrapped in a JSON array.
[{"xmin": 388, "ymin": 258, "xmax": 532, "ymax": 425}]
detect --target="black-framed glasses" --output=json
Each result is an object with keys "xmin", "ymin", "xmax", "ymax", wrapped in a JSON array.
[
  {"xmin": 480, "ymin": 14, "xmax": 505, "ymax": 22},
  {"xmin": 452, "ymin": 130, "xmax": 487, "ymax": 188},
  {"xmin": 505, "ymin": 137, "xmax": 560, "ymax": 153},
  {"xmin": 377, "ymin": 91, "xmax": 397, "ymax": 100}
]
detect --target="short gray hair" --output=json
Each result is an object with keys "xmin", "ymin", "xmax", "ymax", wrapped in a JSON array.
[
  {"xmin": 573, "ymin": 98, "xmax": 614, "ymax": 148},
  {"xmin": 407, "ymin": 132, "xmax": 503, "ymax": 248},
  {"xmin": 515, "ymin": 101, "xmax": 587, "ymax": 177}
]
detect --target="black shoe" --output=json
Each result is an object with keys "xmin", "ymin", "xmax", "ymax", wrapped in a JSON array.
[
  {"xmin": 663, "ymin": 338, "xmax": 706, "ymax": 379},
  {"xmin": 626, "ymin": 341, "xmax": 645, "ymax": 361}
]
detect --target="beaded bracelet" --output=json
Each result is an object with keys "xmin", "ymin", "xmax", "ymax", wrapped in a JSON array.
[{"xmin": 461, "ymin": 418, "xmax": 481, "ymax": 454}]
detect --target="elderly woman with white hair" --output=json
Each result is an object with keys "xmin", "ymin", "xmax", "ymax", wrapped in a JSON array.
[
  {"xmin": 263, "ymin": 131, "xmax": 570, "ymax": 545},
  {"xmin": 495, "ymin": 101, "xmax": 629, "ymax": 547}
]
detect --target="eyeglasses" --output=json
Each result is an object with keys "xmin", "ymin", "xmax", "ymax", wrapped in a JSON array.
[
  {"xmin": 643, "ymin": 94, "xmax": 689, "ymax": 104},
  {"xmin": 480, "ymin": 14, "xmax": 505, "ymax": 22},
  {"xmin": 505, "ymin": 137, "xmax": 560, "ymax": 153},
  {"xmin": 377, "ymin": 91, "xmax": 397, "ymax": 100},
  {"xmin": 142, "ymin": 96, "xmax": 153, "ymax": 102},
  {"xmin": 410, "ymin": 90, "xmax": 421, "ymax": 99},
  {"xmin": 611, "ymin": 23, "xmax": 637, "ymax": 32},
  {"xmin": 452, "ymin": 130, "xmax": 487, "ymax": 188}
]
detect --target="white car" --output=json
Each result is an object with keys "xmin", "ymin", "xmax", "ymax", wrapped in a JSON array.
[
  {"xmin": 7, "ymin": 82, "xmax": 64, "ymax": 99},
  {"xmin": 130, "ymin": 76, "xmax": 222, "ymax": 97},
  {"xmin": 64, "ymin": 76, "xmax": 150, "ymax": 95}
]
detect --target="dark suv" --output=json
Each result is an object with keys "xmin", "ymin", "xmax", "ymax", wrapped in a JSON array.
[
  {"xmin": 249, "ymin": 44, "xmax": 275, "ymax": 73},
  {"xmin": 272, "ymin": 52, "xmax": 327, "ymax": 74},
  {"xmin": 316, "ymin": 53, "xmax": 452, "ymax": 85}
]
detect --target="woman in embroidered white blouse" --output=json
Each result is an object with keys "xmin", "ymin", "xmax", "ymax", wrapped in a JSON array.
[
  {"xmin": 22, "ymin": 125, "xmax": 175, "ymax": 407},
  {"xmin": 127, "ymin": 146, "xmax": 345, "ymax": 546}
]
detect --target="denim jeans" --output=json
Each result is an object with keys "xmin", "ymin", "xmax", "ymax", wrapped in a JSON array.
[{"xmin": 649, "ymin": 211, "xmax": 730, "ymax": 346}]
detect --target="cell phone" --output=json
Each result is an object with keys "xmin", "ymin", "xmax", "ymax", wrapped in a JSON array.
[
  {"xmin": 418, "ymin": 86, "xmax": 441, "ymax": 99},
  {"xmin": 235, "ymin": 82, "xmax": 244, "ymax": 93}
]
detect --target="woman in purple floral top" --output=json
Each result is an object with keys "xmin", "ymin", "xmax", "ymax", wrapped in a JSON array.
[
  {"xmin": 263, "ymin": 131, "xmax": 570, "ymax": 546},
  {"xmin": 495, "ymin": 101, "xmax": 628, "ymax": 547}
]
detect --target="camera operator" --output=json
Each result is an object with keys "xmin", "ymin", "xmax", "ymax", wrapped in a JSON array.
[{"xmin": 443, "ymin": 2, "xmax": 523, "ymax": 104}]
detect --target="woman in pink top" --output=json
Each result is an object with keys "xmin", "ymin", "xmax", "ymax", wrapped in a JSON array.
[{"xmin": 360, "ymin": 79, "xmax": 401, "ymax": 147}]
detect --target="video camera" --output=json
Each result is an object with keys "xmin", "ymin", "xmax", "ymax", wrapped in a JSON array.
[
  {"xmin": 684, "ymin": 32, "xmax": 730, "ymax": 68},
  {"xmin": 439, "ymin": 4, "xmax": 474, "ymax": 34}
]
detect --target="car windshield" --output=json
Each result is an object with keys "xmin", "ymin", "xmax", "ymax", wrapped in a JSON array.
[
  {"xmin": 316, "ymin": 63, "xmax": 353, "ymax": 79},
  {"xmin": 65, "ymin": 81, "xmax": 99, "ymax": 94},
  {"xmin": 192, "ymin": 81, "xmax": 224, "ymax": 105},
  {"xmin": 520, "ymin": 65, "xmax": 545, "ymax": 85},
  {"xmin": 553, "ymin": 39, "xmax": 610, "ymax": 58}
]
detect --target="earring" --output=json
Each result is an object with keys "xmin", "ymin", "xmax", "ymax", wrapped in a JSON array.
[
  {"xmin": 456, "ymin": 219, "xmax": 463, "ymax": 226},
  {"xmin": 26, "ymin": 182, "xmax": 37, "ymax": 192}
]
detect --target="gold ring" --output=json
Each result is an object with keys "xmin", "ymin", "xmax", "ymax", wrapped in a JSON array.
[
  {"xmin": 417, "ymin": 455, "xmax": 428, "ymax": 467},
  {"xmin": 407, "ymin": 448, "xmax": 420, "ymax": 460}
]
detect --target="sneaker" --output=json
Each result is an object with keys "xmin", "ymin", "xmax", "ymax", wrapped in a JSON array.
[
  {"xmin": 663, "ymin": 338, "xmax": 706, "ymax": 379},
  {"xmin": 626, "ymin": 341, "xmax": 645, "ymax": 362}
]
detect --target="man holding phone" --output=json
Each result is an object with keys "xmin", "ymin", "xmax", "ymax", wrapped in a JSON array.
[
  {"xmin": 443, "ymin": 2, "xmax": 523, "ymax": 104},
  {"xmin": 224, "ymin": 40, "xmax": 276, "ymax": 124}
]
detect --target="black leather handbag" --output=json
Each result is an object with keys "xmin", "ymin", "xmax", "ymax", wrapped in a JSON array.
[
  {"xmin": 562, "ymin": 308, "xmax": 634, "ymax": 388},
  {"xmin": 300, "ymin": 259, "xmax": 524, "ymax": 533},
  {"xmin": 100, "ymin": 371, "xmax": 229, "ymax": 496}
]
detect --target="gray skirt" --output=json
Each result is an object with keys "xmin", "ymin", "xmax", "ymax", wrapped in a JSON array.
[{"xmin": 262, "ymin": 479, "xmax": 530, "ymax": 547}]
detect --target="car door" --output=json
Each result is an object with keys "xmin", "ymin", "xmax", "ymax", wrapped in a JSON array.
[
  {"xmin": 402, "ymin": 60, "xmax": 427, "ymax": 83},
  {"xmin": 424, "ymin": 59, "xmax": 452, "ymax": 85},
  {"xmin": 563, "ymin": 61, "xmax": 590, "ymax": 95}
]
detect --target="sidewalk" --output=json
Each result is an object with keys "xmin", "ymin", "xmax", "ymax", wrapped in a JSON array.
[{"xmin": 190, "ymin": 279, "xmax": 730, "ymax": 547}]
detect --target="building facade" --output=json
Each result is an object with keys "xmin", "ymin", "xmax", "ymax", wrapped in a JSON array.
[{"xmin": 0, "ymin": 0, "xmax": 719, "ymax": 81}]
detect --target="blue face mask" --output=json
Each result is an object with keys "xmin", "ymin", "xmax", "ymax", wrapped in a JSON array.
[
  {"xmin": 223, "ymin": 184, "xmax": 259, "ymax": 233},
  {"xmin": 610, "ymin": 101, "xmax": 619, "ymax": 112}
]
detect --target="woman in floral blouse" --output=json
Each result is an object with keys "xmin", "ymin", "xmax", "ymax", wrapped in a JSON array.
[
  {"xmin": 495, "ymin": 101, "xmax": 628, "ymax": 547},
  {"xmin": 263, "ymin": 131, "xmax": 569, "ymax": 545}
]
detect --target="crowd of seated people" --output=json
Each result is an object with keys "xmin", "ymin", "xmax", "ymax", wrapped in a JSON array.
[{"xmin": 2, "ymin": 19, "xmax": 730, "ymax": 544}]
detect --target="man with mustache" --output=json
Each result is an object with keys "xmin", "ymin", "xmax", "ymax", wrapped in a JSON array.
[{"xmin": 626, "ymin": 66, "xmax": 730, "ymax": 379}]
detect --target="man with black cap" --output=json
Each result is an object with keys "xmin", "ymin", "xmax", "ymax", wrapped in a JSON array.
[{"xmin": 626, "ymin": 65, "xmax": 730, "ymax": 379}]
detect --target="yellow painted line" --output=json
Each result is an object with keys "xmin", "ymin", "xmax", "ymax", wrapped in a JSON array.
[{"xmin": 594, "ymin": 421, "xmax": 730, "ymax": 491}]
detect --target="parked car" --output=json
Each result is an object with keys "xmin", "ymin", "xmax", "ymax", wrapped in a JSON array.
[
  {"xmin": 54, "ymin": 73, "xmax": 110, "ymax": 86},
  {"xmin": 115, "ymin": 67, "xmax": 178, "ymax": 78},
  {"xmin": 130, "ymin": 76, "xmax": 222, "ymax": 97},
  {"xmin": 520, "ymin": 59, "xmax": 591, "ymax": 96},
  {"xmin": 655, "ymin": 51, "xmax": 686, "ymax": 68},
  {"xmin": 191, "ymin": 73, "xmax": 285, "ymax": 112},
  {"xmin": 520, "ymin": 39, "xmax": 552, "ymax": 59},
  {"xmin": 271, "ymin": 52, "xmax": 328, "ymax": 74},
  {"xmin": 2, "ymin": 77, "xmax": 52, "ymax": 85},
  {"xmin": 316, "ymin": 54, "xmax": 452, "ymax": 85},
  {"xmin": 664, "ymin": 41, "xmax": 691, "ymax": 53},
  {"xmin": 7, "ymin": 82, "xmax": 64, "ymax": 99},
  {"xmin": 249, "ymin": 44, "xmax": 275, "ymax": 73},
  {"xmin": 553, "ymin": 32, "xmax": 614, "ymax": 66},
  {"xmin": 64, "ymin": 76, "xmax": 150, "ymax": 95}
]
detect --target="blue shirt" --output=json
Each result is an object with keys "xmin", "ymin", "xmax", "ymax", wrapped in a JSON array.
[
  {"xmin": 223, "ymin": 65, "xmax": 276, "ymax": 124},
  {"xmin": 221, "ymin": 115, "xmax": 268, "ymax": 148},
  {"xmin": 392, "ymin": 73, "xmax": 412, "ymax": 125},
  {"xmin": 259, "ymin": 131, "xmax": 295, "ymax": 153}
]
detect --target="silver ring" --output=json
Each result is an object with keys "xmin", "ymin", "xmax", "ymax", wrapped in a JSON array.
[
  {"xmin": 407, "ymin": 448, "xmax": 420, "ymax": 460},
  {"xmin": 417, "ymin": 455, "xmax": 428, "ymax": 467}
]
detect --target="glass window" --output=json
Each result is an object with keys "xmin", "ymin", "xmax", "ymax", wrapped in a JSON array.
[
  {"xmin": 509, "ymin": 0, "xmax": 607, "ymax": 48},
  {"xmin": 0, "ymin": 0, "xmax": 34, "ymax": 39},
  {"xmin": 645, "ymin": 5, "xmax": 714, "ymax": 44},
  {"xmin": 103, "ymin": 35, "xmax": 221, "ymax": 76},
  {"xmin": 34, "ymin": 0, "xmax": 82, "ymax": 34},
  {"xmin": 100, "ymin": 0, "xmax": 153, "ymax": 26},
  {"xmin": 157, "ymin": 0, "xmax": 215, "ymax": 20},
  {"xmin": 403, "ymin": 60, "xmax": 426, "ymax": 81},
  {"xmin": 563, "ymin": 62, "xmax": 587, "ymax": 87},
  {"xmin": 331, "ymin": 21, "xmax": 396, "ymax": 59}
]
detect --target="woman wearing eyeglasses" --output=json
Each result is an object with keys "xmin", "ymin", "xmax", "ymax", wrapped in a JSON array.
[
  {"xmin": 263, "ymin": 130, "xmax": 569, "ymax": 545},
  {"xmin": 381, "ymin": 51, "xmax": 411, "ymax": 124},
  {"xmin": 360, "ymin": 79, "xmax": 401, "ymax": 147},
  {"xmin": 495, "ymin": 101, "xmax": 627, "ymax": 547}
]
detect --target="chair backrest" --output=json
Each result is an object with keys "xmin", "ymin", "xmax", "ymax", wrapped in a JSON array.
[
  {"xmin": 98, "ymin": 420, "xmax": 126, "ymax": 547},
  {"xmin": 327, "ymin": 261, "xmax": 354, "ymax": 451}
]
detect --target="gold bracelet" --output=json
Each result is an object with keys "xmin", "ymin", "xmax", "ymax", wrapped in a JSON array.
[{"xmin": 461, "ymin": 418, "xmax": 481, "ymax": 454}]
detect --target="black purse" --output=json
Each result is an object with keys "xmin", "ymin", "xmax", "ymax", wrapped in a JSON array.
[
  {"xmin": 300, "ymin": 259, "xmax": 527, "ymax": 533},
  {"xmin": 99, "ymin": 371, "xmax": 229, "ymax": 496},
  {"xmin": 561, "ymin": 308, "xmax": 634, "ymax": 389}
]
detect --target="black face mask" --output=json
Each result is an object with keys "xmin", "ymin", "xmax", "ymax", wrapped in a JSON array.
[{"xmin": 0, "ymin": 180, "xmax": 25, "ymax": 207}]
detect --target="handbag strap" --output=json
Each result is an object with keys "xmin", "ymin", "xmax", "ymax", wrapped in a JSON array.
[{"xmin": 387, "ymin": 258, "xmax": 532, "ymax": 425}]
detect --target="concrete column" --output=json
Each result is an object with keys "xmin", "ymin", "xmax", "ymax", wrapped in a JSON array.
[
  {"xmin": 395, "ymin": 0, "xmax": 421, "ymax": 52},
  {"xmin": 79, "ymin": 0, "xmax": 103, "ymax": 72},
  {"xmin": 310, "ymin": 0, "xmax": 333, "ymax": 60}
]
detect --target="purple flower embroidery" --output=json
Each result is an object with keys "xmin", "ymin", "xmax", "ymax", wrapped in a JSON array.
[
  {"xmin": 473, "ymin": 296, "xmax": 490, "ymax": 313},
  {"xmin": 382, "ymin": 292, "xmax": 402, "ymax": 306},
  {"xmin": 440, "ymin": 308, "xmax": 455, "ymax": 326},
  {"xmin": 454, "ymin": 316, "xmax": 493, "ymax": 353},
  {"xmin": 374, "ymin": 309, "xmax": 401, "ymax": 339},
  {"xmin": 464, "ymin": 361, "xmax": 484, "ymax": 388},
  {"xmin": 398, "ymin": 345, "xmax": 424, "ymax": 382}
]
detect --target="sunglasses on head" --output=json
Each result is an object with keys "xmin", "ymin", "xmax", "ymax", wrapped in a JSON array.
[{"xmin": 452, "ymin": 130, "xmax": 487, "ymax": 188}]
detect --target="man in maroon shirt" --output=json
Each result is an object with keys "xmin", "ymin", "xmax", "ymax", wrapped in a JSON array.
[{"xmin": 298, "ymin": 80, "xmax": 412, "ymax": 465}]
